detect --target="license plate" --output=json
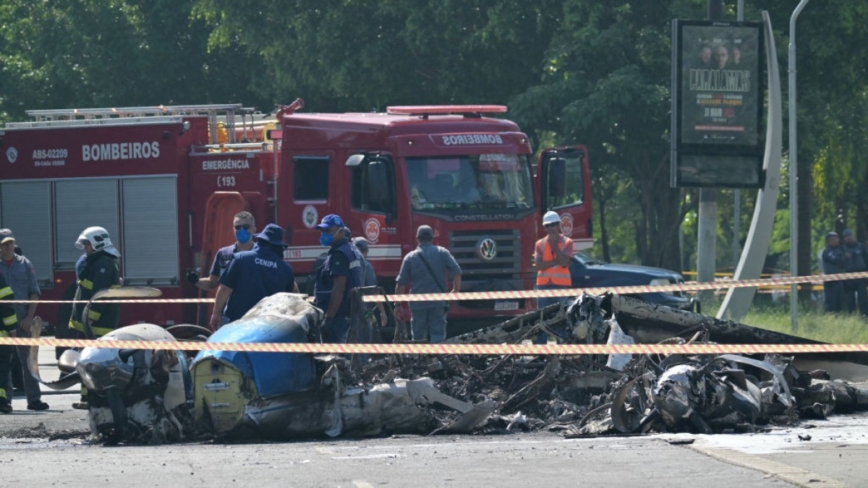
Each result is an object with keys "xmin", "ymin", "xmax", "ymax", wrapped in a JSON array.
[
  {"xmin": 204, "ymin": 382, "xmax": 230, "ymax": 391},
  {"xmin": 494, "ymin": 300, "xmax": 519, "ymax": 311}
]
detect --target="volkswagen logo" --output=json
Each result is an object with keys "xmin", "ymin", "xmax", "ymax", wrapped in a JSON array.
[{"xmin": 477, "ymin": 237, "xmax": 497, "ymax": 261}]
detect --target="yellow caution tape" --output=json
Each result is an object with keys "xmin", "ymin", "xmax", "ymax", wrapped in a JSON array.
[
  {"xmin": 363, "ymin": 271, "xmax": 868, "ymax": 302},
  {"xmin": 2, "ymin": 272, "xmax": 862, "ymax": 304},
  {"xmin": 1, "ymin": 336, "xmax": 865, "ymax": 355}
]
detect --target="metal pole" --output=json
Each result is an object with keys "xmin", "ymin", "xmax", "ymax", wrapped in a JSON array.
[
  {"xmin": 733, "ymin": 0, "xmax": 744, "ymax": 273},
  {"xmin": 697, "ymin": 0, "xmax": 723, "ymax": 307},
  {"xmin": 789, "ymin": 0, "xmax": 811, "ymax": 332}
]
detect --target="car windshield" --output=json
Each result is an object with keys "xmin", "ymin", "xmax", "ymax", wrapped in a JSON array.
[
  {"xmin": 406, "ymin": 154, "xmax": 533, "ymax": 210},
  {"xmin": 574, "ymin": 251, "xmax": 605, "ymax": 266}
]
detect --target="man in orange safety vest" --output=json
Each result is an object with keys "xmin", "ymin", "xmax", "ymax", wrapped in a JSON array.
[{"xmin": 534, "ymin": 211, "xmax": 575, "ymax": 343}]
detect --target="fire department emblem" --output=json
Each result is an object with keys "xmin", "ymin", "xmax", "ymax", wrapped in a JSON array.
[
  {"xmin": 364, "ymin": 218, "xmax": 381, "ymax": 243},
  {"xmin": 302, "ymin": 205, "xmax": 318, "ymax": 229},
  {"xmin": 6, "ymin": 147, "xmax": 18, "ymax": 163},
  {"xmin": 560, "ymin": 214, "xmax": 574, "ymax": 236},
  {"xmin": 477, "ymin": 237, "xmax": 497, "ymax": 261}
]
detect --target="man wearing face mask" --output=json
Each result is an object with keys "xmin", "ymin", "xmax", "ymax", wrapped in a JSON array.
[
  {"xmin": 314, "ymin": 214, "xmax": 362, "ymax": 343},
  {"xmin": 210, "ymin": 223, "xmax": 298, "ymax": 330},
  {"xmin": 187, "ymin": 212, "xmax": 256, "ymax": 321}
]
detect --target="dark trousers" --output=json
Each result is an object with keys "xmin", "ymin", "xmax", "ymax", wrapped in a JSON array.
[
  {"xmin": 824, "ymin": 280, "xmax": 844, "ymax": 313},
  {"xmin": 0, "ymin": 345, "xmax": 13, "ymax": 403},
  {"xmin": 322, "ymin": 315, "xmax": 350, "ymax": 344},
  {"xmin": 843, "ymin": 278, "xmax": 868, "ymax": 315}
]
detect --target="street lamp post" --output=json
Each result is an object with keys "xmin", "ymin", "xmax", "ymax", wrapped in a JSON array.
[{"xmin": 789, "ymin": 0, "xmax": 811, "ymax": 332}]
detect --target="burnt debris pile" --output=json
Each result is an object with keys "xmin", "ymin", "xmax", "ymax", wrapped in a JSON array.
[
  {"xmin": 349, "ymin": 293, "xmax": 868, "ymax": 438},
  {"xmin": 33, "ymin": 292, "xmax": 868, "ymax": 444}
]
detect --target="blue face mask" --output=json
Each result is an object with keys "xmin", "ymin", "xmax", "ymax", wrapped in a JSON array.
[
  {"xmin": 319, "ymin": 231, "xmax": 334, "ymax": 247},
  {"xmin": 235, "ymin": 228, "xmax": 252, "ymax": 244}
]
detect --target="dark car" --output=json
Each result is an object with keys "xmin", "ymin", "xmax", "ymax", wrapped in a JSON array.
[{"xmin": 569, "ymin": 252, "xmax": 696, "ymax": 311}]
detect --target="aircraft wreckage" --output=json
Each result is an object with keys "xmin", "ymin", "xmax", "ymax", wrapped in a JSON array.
[{"xmin": 28, "ymin": 290, "xmax": 868, "ymax": 444}]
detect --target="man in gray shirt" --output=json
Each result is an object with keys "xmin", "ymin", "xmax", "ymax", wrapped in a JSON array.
[
  {"xmin": 395, "ymin": 225, "xmax": 462, "ymax": 343},
  {"xmin": 0, "ymin": 228, "xmax": 48, "ymax": 410}
]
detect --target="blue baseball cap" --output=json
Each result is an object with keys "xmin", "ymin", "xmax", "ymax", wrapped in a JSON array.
[
  {"xmin": 315, "ymin": 214, "xmax": 345, "ymax": 230},
  {"xmin": 253, "ymin": 223, "xmax": 288, "ymax": 247}
]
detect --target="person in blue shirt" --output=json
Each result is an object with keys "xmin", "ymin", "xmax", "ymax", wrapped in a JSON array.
[
  {"xmin": 190, "ymin": 211, "xmax": 257, "ymax": 289},
  {"xmin": 210, "ymin": 223, "xmax": 297, "ymax": 330},
  {"xmin": 841, "ymin": 229, "xmax": 868, "ymax": 315},
  {"xmin": 314, "ymin": 214, "xmax": 362, "ymax": 343},
  {"xmin": 822, "ymin": 231, "xmax": 847, "ymax": 313},
  {"xmin": 188, "ymin": 212, "xmax": 257, "ymax": 324},
  {"xmin": 353, "ymin": 236, "xmax": 388, "ymax": 330}
]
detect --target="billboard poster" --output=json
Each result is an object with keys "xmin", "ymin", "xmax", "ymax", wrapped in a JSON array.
[
  {"xmin": 681, "ymin": 24, "xmax": 760, "ymax": 146},
  {"xmin": 671, "ymin": 20, "xmax": 765, "ymax": 188}
]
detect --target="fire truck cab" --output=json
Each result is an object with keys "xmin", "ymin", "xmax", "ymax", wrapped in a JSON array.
[{"xmin": 272, "ymin": 104, "xmax": 592, "ymax": 320}]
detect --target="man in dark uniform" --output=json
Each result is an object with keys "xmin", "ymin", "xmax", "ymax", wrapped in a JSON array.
[
  {"xmin": 210, "ymin": 223, "xmax": 297, "ymax": 329},
  {"xmin": 314, "ymin": 215, "xmax": 362, "ymax": 343},
  {"xmin": 353, "ymin": 237, "xmax": 387, "ymax": 328},
  {"xmin": 0, "ymin": 273, "xmax": 18, "ymax": 413},
  {"xmin": 841, "ymin": 229, "xmax": 868, "ymax": 315},
  {"xmin": 68, "ymin": 226, "xmax": 121, "ymax": 409},
  {"xmin": 822, "ymin": 231, "xmax": 847, "ymax": 313},
  {"xmin": 69, "ymin": 226, "xmax": 122, "ymax": 338},
  {"xmin": 188, "ymin": 211, "xmax": 257, "ymax": 325}
]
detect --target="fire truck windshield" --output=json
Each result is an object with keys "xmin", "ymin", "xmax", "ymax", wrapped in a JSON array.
[{"xmin": 407, "ymin": 154, "xmax": 533, "ymax": 211}]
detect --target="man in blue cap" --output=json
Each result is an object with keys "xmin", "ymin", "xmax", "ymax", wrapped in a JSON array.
[
  {"xmin": 210, "ymin": 223, "xmax": 298, "ymax": 330},
  {"xmin": 314, "ymin": 214, "xmax": 362, "ymax": 343}
]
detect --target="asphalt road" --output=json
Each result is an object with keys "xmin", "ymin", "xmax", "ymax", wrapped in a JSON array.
[{"xmin": 2, "ymin": 346, "xmax": 867, "ymax": 488}]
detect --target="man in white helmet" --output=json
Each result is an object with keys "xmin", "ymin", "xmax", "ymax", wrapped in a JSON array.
[
  {"xmin": 534, "ymin": 211, "xmax": 574, "ymax": 343},
  {"xmin": 68, "ymin": 226, "xmax": 121, "ymax": 409},
  {"xmin": 69, "ymin": 226, "xmax": 122, "ymax": 336}
]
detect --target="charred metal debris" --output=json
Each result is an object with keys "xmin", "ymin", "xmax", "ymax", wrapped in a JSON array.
[
  {"xmin": 350, "ymin": 293, "xmax": 868, "ymax": 438},
  {"xmin": 33, "ymin": 292, "xmax": 868, "ymax": 444}
]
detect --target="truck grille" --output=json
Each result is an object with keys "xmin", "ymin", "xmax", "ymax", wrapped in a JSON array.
[
  {"xmin": 449, "ymin": 229, "xmax": 521, "ymax": 280},
  {"xmin": 448, "ymin": 229, "xmax": 526, "ymax": 310}
]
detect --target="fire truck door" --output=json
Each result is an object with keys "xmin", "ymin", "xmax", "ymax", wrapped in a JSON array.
[
  {"xmin": 345, "ymin": 154, "xmax": 398, "ymax": 273},
  {"xmin": 200, "ymin": 192, "xmax": 251, "ymax": 269},
  {"xmin": 537, "ymin": 146, "xmax": 593, "ymax": 251}
]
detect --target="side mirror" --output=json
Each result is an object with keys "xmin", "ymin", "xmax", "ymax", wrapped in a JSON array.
[
  {"xmin": 345, "ymin": 154, "xmax": 365, "ymax": 167},
  {"xmin": 547, "ymin": 157, "xmax": 567, "ymax": 199}
]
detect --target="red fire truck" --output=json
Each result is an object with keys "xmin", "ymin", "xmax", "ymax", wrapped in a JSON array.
[{"xmin": 0, "ymin": 100, "xmax": 591, "ymax": 330}]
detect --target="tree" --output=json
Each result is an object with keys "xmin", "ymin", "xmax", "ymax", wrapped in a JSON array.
[
  {"xmin": 193, "ymin": 0, "xmax": 562, "ymax": 111},
  {"xmin": 0, "ymin": 0, "xmax": 264, "ymax": 121},
  {"xmin": 510, "ymin": 1, "xmax": 704, "ymax": 270}
]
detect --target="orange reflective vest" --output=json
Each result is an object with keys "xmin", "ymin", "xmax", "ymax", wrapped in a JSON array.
[{"xmin": 535, "ymin": 236, "xmax": 574, "ymax": 286}]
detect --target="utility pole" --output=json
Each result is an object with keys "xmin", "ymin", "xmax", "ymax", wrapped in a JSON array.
[
  {"xmin": 789, "ymin": 0, "xmax": 811, "ymax": 332},
  {"xmin": 697, "ymin": 0, "xmax": 723, "ymax": 306},
  {"xmin": 732, "ymin": 0, "xmax": 744, "ymax": 273}
]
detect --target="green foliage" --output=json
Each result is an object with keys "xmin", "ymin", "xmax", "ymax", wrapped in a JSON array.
[
  {"xmin": 2, "ymin": 0, "xmax": 868, "ymax": 279},
  {"xmin": 193, "ymin": 0, "xmax": 561, "ymax": 111},
  {"xmin": 0, "ymin": 0, "xmax": 266, "ymax": 119},
  {"xmin": 743, "ymin": 306, "xmax": 868, "ymax": 344}
]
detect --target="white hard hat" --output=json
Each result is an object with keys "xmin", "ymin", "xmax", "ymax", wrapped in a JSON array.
[
  {"xmin": 75, "ymin": 226, "xmax": 121, "ymax": 257},
  {"xmin": 542, "ymin": 211, "xmax": 561, "ymax": 226}
]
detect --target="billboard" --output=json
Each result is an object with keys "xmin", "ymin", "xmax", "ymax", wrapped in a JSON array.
[{"xmin": 671, "ymin": 20, "xmax": 765, "ymax": 188}]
